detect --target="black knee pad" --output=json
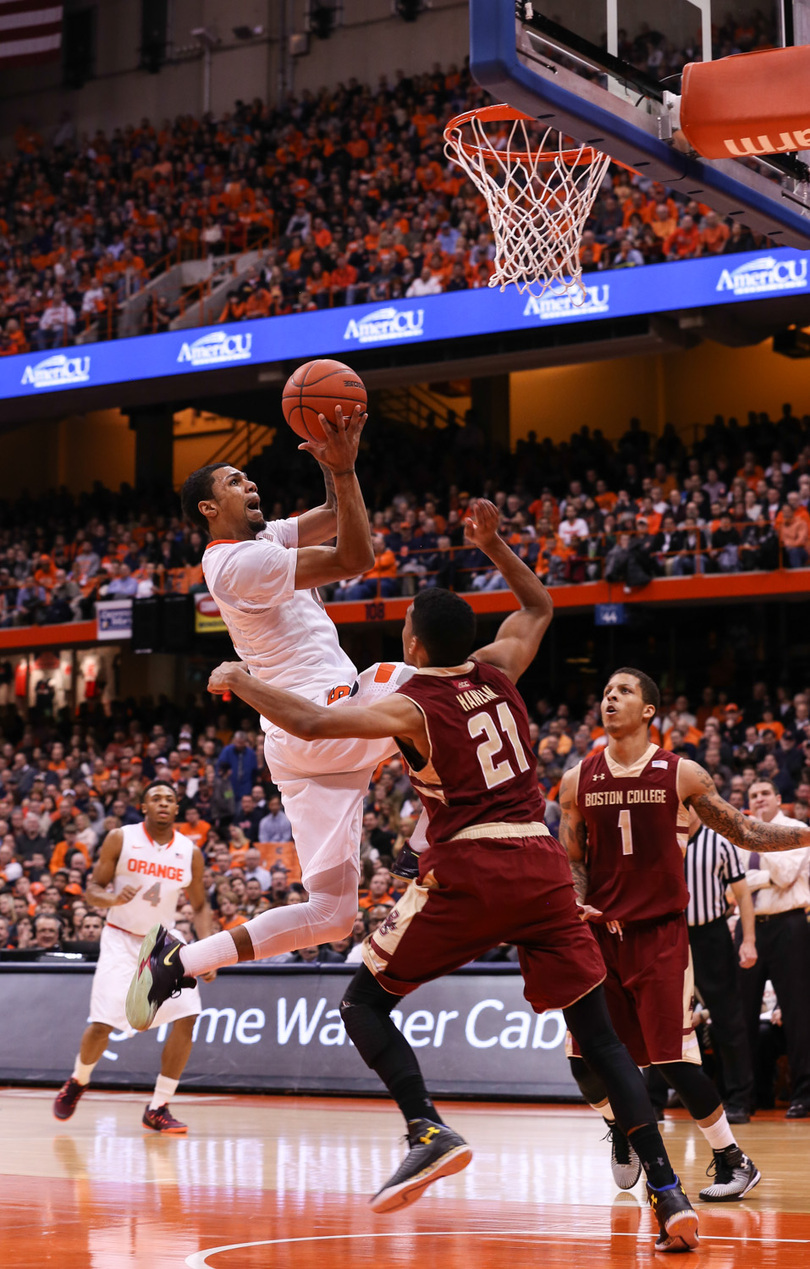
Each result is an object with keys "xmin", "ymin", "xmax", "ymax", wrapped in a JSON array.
[{"xmin": 569, "ymin": 1055, "xmax": 610, "ymax": 1106}]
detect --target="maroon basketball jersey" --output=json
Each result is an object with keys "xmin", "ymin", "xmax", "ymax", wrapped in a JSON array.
[
  {"xmin": 396, "ymin": 659, "xmax": 546, "ymax": 846},
  {"xmin": 577, "ymin": 744, "xmax": 690, "ymax": 923}
]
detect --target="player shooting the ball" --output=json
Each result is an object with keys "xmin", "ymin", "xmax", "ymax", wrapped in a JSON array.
[{"xmin": 128, "ymin": 392, "xmax": 423, "ymax": 1026}]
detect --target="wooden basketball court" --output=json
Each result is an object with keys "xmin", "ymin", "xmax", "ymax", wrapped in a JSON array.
[{"xmin": 1, "ymin": 1089, "xmax": 807, "ymax": 1267}]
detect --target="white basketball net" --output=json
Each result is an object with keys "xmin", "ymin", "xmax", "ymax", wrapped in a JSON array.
[{"xmin": 444, "ymin": 108, "xmax": 612, "ymax": 300}]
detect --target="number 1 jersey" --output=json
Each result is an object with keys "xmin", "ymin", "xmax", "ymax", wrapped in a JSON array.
[
  {"xmin": 396, "ymin": 659, "xmax": 546, "ymax": 846},
  {"xmin": 576, "ymin": 744, "xmax": 690, "ymax": 923},
  {"xmin": 110, "ymin": 823, "xmax": 196, "ymax": 937}
]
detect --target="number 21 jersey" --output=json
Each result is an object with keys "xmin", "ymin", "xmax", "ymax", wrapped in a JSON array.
[
  {"xmin": 110, "ymin": 822, "xmax": 195, "ymax": 937},
  {"xmin": 396, "ymin": 659, "xmax": 546, "ymax": 846},
  {"xmin": 576, "ymin": 743, "xmax": 690, "ymax": 923}
]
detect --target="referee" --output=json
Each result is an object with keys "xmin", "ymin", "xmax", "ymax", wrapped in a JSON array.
[{"xmin": 685, "ymin": 808, "xmax": 757, "ymax": 1123}]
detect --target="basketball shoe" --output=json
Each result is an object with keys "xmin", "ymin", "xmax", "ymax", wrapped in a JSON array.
[
  {"xmin": 646, "ymin": 1177, "xmax": 699, "ymax": 1252},
  {"xmin": 142, "ymin": 1104, "xmax": 188, "ymax": 1134},
  {"xmin": 126, "ymin": 924, "xmax": 195, "ymax": 1031},
  {"xmin": 698, "ymin": 1146, "xmax": 760, "ymax": 1201},
  {"xmin": 53, "ymin": 1077, "xmax": 88, "ymax": 1121},
  {"xmin": 369, "ymin": 1119, "xmax": 472, "ymax": 1214},
  {"xmin": 604, "ymin": 1119, "xmax": 642, "ymax": 1189}
]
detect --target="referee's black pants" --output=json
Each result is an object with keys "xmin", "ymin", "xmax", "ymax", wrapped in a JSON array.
[
  {"xmin": 737, "ymin": 908, "xmax": 810, "ymax": 1109},
  {"xmin": 688, "ymin": 917, "xmax": 754, "ymax": 1111}
]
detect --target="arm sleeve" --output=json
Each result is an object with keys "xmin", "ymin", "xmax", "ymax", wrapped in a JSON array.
[{"xmin": 209, "ymin": 538, "xmax": 297, "ymax": 610}]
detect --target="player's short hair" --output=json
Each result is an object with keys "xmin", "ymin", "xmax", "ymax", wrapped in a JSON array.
[
  {"xmin": 749, "ymin": 778, "xmax": 780, "ymax": 796},
  {"xmin": 411, "ymin": 588, "xmax": 476, "ymax": 667},
  {"xmin": 609, "ymin": 667, "xmax": 661, "ymax": 714},
  {"xmin": 180, "ymin": 464, "xmax": 228, "ymax": 532},
  {"xmin": 141, "ymin": 780, "xmax": 178, "ymax": 802}
]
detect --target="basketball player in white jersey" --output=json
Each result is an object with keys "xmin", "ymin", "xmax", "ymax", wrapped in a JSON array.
[
  {"xmin": 127, "ymin": 405, "xmax": 414, "ymax": 1030},
  {"xmin": 53, "ymin": 782, "xmax": 213, "ymax": 1133}
]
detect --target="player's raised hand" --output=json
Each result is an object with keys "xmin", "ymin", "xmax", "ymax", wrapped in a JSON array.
[
  {"xmin": 208, "ymin": 661, "xmax": 247, "ymax": 695},
  {"xmin": 464, "ymin": 498, "xmax": 500, "ymax": 548},
  {"xmin": 298, "ymin": 403, "xmax": 367, "ymax": 472}
]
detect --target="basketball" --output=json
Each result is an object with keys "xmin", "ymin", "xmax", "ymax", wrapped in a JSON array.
[{"xmin": 281, "ymin": 359, "xmax": 368, "ymax": 442}]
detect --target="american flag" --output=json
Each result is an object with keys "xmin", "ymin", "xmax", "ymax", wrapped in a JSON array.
[{"xmin": 0, "ymin": 0, "xmax": 62, "ymax": 68}]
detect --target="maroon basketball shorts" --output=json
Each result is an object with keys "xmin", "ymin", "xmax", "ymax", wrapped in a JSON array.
[
  {"xmin": 568, "ymin": 912, "xmax": 699, "ymax": 1066},
  {"xmin": 362, "ymin": 833, "xmax": 606, "ymax": 1013}
]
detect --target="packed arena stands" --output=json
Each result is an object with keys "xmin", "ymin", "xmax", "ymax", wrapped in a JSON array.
[
  {"xmin": 0, "ymin": 38, "xmax": 775, "ymax": 355},
  {"xmin": 0, "ymin": 399, "xmax": 808, "ymax": 625}
]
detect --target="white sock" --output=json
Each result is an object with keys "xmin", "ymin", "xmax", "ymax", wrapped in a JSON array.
[
  {"xmin": 181, "ymin": 930, "xmax": 238, "ymax": 977},
  {"xmin": 149, "ymin": 1074, "xmax": 179, "ymax": 1111},
  {"xmin": 72, "ymin": 1058, "xmax": 96, "ymax": 1086},
  {"xmin": 699, "ymin": 1111, "xmax": 736, "ymax": 1152}
]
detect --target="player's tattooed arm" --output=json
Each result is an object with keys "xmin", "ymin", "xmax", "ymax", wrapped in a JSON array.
[
  {"xmin": 681, "ymin": 760, "xmax": 810, "ymax": 852},
  {"xmin": 558, "ymin": 767, "xmax": 589, "ymax": 900},
  {"xmin": 294, "ymin": 463, "xmax": 338, "ymax": 547}
]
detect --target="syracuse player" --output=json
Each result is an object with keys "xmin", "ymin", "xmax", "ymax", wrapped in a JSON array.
[{"xmin": 54, "ymin": 782, "xmax": 213, "ymax": 1133}]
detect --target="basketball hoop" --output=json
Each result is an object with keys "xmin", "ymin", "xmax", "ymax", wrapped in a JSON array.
[{"xmin": 444, "ymin": 105, "xmax": 612, "ymax": 300}]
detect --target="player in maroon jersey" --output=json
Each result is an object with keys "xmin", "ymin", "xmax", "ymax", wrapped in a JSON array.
[
  {"xmin": 559, "ymin": 666, "xmax": 810, "ymax": 1203},
  {"xmin": 205, "ymin": 501, "xmax": 700, "ymax": 1254}
]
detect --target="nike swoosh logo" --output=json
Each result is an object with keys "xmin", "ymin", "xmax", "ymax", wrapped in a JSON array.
[{"xmin": 164, "ymin": 944, "xmax": 179, "ymax": 967}]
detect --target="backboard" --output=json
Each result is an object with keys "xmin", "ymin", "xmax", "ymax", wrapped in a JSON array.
[{"xmin": 470, "ymin": 1, "xmax": 810, "ymax": 245}]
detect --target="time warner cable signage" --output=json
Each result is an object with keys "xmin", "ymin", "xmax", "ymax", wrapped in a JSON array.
[
  {"xmin": 0, "ymin": 966, "xmax": 578, "ymax": 1097},
  {"xmin": 2, "ymin": 247, "xmax": 808, "ymax": 403}
]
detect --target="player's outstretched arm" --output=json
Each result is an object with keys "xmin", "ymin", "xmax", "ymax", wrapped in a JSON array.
[
  {"xmin": 293, "ymin": 405, "xmax": 374, "ymax": 587},
  {"xmin": 681, "ymin": 760, "xmax": 810, "ymax": 852},
  {"xmin": 208, "ymin": 661, "xmax": 427, "ymax": 749},
  {"xmin": 466, "ymin": 499, "xmax": 553, "ymax": 684},
  {"xmin": 558, "ymin": 767, "xmax": 590, "ymax": 903}
]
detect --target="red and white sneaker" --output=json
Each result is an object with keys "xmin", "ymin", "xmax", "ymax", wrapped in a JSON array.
[
  {"xmin": 53, "ymin": 1077, "xmax": 88, "ymax": 1121},
  {"xmin": 142, "ymin": 1103, "xmax": 188, "ymax": 1134}
]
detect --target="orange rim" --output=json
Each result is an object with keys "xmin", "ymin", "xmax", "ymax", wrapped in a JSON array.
[{"xmin": 444, "ymin": 105, "xmax": 602, "ymax": 167}]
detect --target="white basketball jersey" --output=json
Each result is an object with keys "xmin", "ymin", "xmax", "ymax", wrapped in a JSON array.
[
  {"xmin": 202, "ymin": 517, "xmax": 357, "ymax": 711},
  {"xmin": 110, "ymin": 822, "xmax": 195, "ymax": 937}
]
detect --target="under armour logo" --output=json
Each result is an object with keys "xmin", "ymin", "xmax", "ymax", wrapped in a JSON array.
[
  {"xmin": 419, "ymin": 1126, "xmax": 441, "ymax": 1144},
  {"xmin": 592, "ymin": 773, "xmax": 606, "ymax": 782}
]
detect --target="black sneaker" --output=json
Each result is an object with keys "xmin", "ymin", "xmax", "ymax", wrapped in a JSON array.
[
  {"xmin": 699, "ymin": 1146, "xmax": 761, "ymax": 1201},
  {"xmin": 53, "ymin": 1077, "xmax": 88, "ymax": 1121},
  {"xmin": 646, "ymin": 1176, "xmax": 699, "ymax": 1252},
  {"xmin": 126, "ymin": 924, "xmax": 195, "ymax": 1031},
  {"xmin": 142, "ymin": 1103, "xmax": 188, "ymax": 1134},
  {"xmin": 369, "ymin": 1119, "xmax": 472, "ymax": 1214},
  {"xmin": 604, "ymin": 1119, "xmax": 642, "ymax": 1190}
]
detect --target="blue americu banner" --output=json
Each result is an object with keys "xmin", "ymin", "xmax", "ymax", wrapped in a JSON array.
[{"xmin": 1, "ymin": 248, "xmax": 806, "ymax": 403}]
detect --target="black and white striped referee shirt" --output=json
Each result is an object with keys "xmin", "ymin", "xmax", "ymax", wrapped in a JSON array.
[{"xmin": 685, "ymin": 826, "xmax": 746, "ymax": 926}]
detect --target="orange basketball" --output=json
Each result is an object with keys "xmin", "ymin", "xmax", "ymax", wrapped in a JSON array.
[{"xmin": 281, "ymin": 359, "xmax": 368, "ymax": 441}]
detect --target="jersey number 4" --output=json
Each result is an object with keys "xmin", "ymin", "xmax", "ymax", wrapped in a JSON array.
[
  {"xmin": 142, "ymin": 882, "xmax": 162, "ymax": 907},
  {"xmin": 468, "ymin": 703, "xmax": 530, "ymax": 789}
]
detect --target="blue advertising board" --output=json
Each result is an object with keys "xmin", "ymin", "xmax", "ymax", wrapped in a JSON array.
[
  {"xmin": 1, "ymin": 248, "xmax": 807, "ymax": 404},
  {"xmin": 594, "ymin": 604, "xmax": 628, "ymax": 626}
]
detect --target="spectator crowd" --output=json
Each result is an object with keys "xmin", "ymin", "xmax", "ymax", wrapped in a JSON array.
[
  {"xmin": 1, "ymin": 398, "xmax": 809, "ymax": 627},
  {"xmin": 0, "ymin": 7, "xmax": 781, "ymax": 355}
]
